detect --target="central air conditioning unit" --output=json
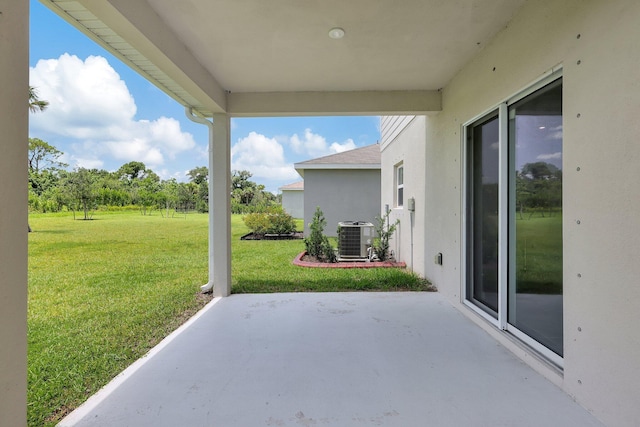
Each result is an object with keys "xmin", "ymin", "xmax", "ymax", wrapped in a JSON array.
[{"xmin": 338, "ymin": 221, "xmax": 374, "ymax": 261}]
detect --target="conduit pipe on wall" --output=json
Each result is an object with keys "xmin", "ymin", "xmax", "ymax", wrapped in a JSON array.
[{"xmin": 185, "ymin": 107, "xmax": 215, "ymax": 293}]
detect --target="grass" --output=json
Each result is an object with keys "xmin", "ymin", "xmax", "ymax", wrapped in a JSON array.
[
  {"xmin": 515, "ymin": 213, "xmax": 562, "ymax": 294},
  {"xmin": 232, "ymin": 215, "xmax": 429, "ymax": 293},
  {"xmin": 28, "ymin": 210, "xmax": 429, "ymax": 426}
]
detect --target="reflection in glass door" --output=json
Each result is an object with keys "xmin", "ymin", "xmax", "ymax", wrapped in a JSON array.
[
  {"xmin": 466, "ymin": 76, "xmax": 563, "ymax": 359},
  {"xmin": 508, "ymin": 79, "xmax": 563, "ymax": 356},
  {"xmin": 466, "ymin": 115, "xmax": 499, "ymax": 317}
]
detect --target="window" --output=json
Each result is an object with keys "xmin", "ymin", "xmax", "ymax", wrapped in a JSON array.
[
  {"xmin": 395, "ymin": 163, "xmax": 404, "ymax": 207},
  {"xmin": 464, "ymin": 74, "xmax": 563, "ymax": 363}
]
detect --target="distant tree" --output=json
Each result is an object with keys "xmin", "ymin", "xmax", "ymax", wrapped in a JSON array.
[
  {"xmin": 231, "ymin": 169, "xmax": 253, "ymax": 191},
  {"xmin": 516, "ymin": 162, "xmax": 562, "ymax": 218},
  {"xmin": 28, "ymin": 138, "xmax": 66, "ymax": 174},
  {"xmin": 176, "ymin": 182, "xmax": 198, "ymax": 212},
  {"xmin": 28, "ymin": 87, "xmax": 50, "ymax": 231},
  {"xmin": 60, "ymin": 168, "xmax": 98, "ymax": 220},
  {"xmin": 158, "ymin": 178, "xmax": 180, "ymax": 217},
  {"xmin": 117, "ymin": 161, "xmax": 147, "ymax": 182},
  {"xmin": 187, "ymin": 166, "xmax": 208, "ymax": 185},
  {"xmin": 230, "ymin": 169, "xmax": 279, "ymax": 213},
  {"xmin": 29, "ymin": 169, "xmax": 59, "ymax": 198},
  {"xmin": 188, "ymin": 166, "xmax": 209, "ymax": 212},
  {"xmin": 138, "ymin": 170, "xmax": 161, "ymax": 215}
]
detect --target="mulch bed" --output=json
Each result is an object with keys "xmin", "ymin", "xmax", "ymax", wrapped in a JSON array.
[
  {"xmin": 240, "ymin": 231, "xmax": 304, "ymax": 240},
  {"xmin": 293, "ymin": 251, "xmax": 406, "ymax": 269}
]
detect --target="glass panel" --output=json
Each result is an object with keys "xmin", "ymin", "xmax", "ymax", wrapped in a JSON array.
[
  {"xmin": 509, "ymin": 79, "xmax": 563, "ymax": 356},
  {"xmin": 467, "ymin": 115, "xmax": 499, "ymax": 316}
]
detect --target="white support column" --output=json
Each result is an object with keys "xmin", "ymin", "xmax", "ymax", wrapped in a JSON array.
[
  {"xmin": 210, "ymin": 114, "xmax": 231, "ymax": 296},
  {"xmin": 0, "ymin": 0, "xmax": 29, "ymax": 425},
  {"xmin": 185, "ymin": 110, "xmax": 231, "ymax": 297}
]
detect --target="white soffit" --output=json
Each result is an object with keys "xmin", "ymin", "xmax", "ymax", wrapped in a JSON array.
[{"xmin": 41, "ymin": 0, "xmax": 527, "ymax": 116}]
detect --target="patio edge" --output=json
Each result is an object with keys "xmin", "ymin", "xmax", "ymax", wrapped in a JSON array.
[{"xmin": 57, "ymin": 296, "xmax": 223, "ymax": 426}]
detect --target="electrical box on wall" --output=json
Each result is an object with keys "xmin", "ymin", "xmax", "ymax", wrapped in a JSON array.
[{"xmin": 407, "ymin": 197, "xmax": 415, "ymax": 212}]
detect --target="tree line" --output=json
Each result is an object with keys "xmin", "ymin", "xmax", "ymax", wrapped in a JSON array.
[
  {"xmin": 28, "ymin": 138, "xmax": 279, "ymax": 219},
  {"xmin": 515, "ymin": 161, "xmax": 562, "ymax": 218},
  {"xmin": 28, "ymin": 86, "xmax": 279, "ymax": 221}
]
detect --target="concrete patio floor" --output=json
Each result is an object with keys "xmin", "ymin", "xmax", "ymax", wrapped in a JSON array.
[{"xmin": 59, "ymin": 292, "xmax": 603, "ymax": 427}]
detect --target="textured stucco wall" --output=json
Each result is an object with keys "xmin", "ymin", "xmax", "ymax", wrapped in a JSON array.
[
  {"xmin": 417, "ymin": 0, "xmax": 640, "ymax": 425},
  {"xmin": 303, "ymin": 169, "xmax": 381, "ymax": 237},
  {"xmin": 380, "ymin": 116, "xmax": 427, "ymax": 276},
  {"xmin": 281, "ymin": 190, "xmax": 304, "ymax": 219}
]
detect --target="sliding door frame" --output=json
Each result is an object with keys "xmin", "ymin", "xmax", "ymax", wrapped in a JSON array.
[{"xmin": 461, "ymin": 67, "xmax": 564, "ymax": 368}]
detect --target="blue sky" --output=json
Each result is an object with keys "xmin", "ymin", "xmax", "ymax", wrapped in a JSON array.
[{"xmin": 28, "ymin": 0, "xmax": 380, "ymax": 193}]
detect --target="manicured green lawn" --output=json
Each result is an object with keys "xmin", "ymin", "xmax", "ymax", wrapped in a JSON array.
[
  {"xmin": 515, "ymin": 213, "xmax": 563, "ymax": 294},
  {"xmin": 28, "ymin": 211, "xmax": 429, "ymax": 426}
]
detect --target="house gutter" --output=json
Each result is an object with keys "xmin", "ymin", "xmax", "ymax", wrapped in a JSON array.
[{"xmin": 185, "ymin": 107, "xmax": 215, "ymax": 293}]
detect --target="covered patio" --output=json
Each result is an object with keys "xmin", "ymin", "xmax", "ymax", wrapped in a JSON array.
[
  {"xmin": 4, "ymin": 0, "xmax": 640, "ymax": 425},
  {"xmin": 59, "ymin": 292, "xmax": 601, "ymax": 427}
]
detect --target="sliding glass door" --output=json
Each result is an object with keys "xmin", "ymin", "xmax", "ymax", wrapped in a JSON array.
[
  {"xmin": 465, "ymin": 76, "xmax": 563, "ymax": 359},
  {"xmin": 508, "ymin": 79, "xmax": 563, "ymax": 356},
  {"xmin": 466, "ymin": 114, "xmax": 500, "ymax": 318}
]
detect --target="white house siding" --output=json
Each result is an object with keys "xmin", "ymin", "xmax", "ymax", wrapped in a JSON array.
[
  {"xmin": 380, "ymin": 115, "xmax": 415, "ymax": 148},
  {"xmin": 402, "ymin": 1, "xmax": 640, "ymax": 426},
  {"xmin": 303, "ymin": 169, "xmax": 381, "ymax": 237},
  {"xmin": 281, "ymin": 189, "xmax": 304, "ymax": 219},
  {"xmin": 380, "ymin": 116, "xmax": 427, "ymax": 277}
]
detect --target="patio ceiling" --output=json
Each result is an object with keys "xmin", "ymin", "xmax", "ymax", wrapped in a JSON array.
[{"xmin": 41, "ymin": 0, "xmax": 526, "ymax": 117}]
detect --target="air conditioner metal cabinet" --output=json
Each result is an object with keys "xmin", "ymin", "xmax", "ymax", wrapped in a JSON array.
[{"xmin": 338, "ymin": 221, "xmax": 374, "ymax": 261}]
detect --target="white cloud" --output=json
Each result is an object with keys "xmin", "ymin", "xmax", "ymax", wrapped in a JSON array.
[
  {"xmin": 329, "ymin": 139, "xmax": 357, "ymax": 153},
  {"xmin": 537, "ymin": 152, "xmax": 562, "ymax": 160},
  {"xmin": 290, "ymin": 128, "xmax": 328, "ymax": 156},
  {"xmin": 29, "ymin": 54, "xmax": 195, "ymax": 170},
  {"xmin": 289, "ymin": 128, "xmax": 358, "ymax": 157},
  {"xmin": 154, "ymin": 168, "xmax": 189, "ymax": 182},
  {"xmin": 231, "ymin": 132, "xmax": 299, "ymax": 181},
  {"xmin": 547, "ymin": 131, "xmax": 563, "ymax": 140},
  {"xmin": 546, "ymin": 125, "xmax": 563, "ymax": 140},
  {"xmin": 232, "ymin": 130, "xmax": 361, "ymax": 184},
  {"xmin": 73, "ymin": 157, "xmax": 104, "ymax": 170}
]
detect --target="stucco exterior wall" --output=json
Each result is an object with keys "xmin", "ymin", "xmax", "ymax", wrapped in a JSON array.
[
  {"xmin": 0, "ymin": 1, "xmax": 29, "ymax": 425},
  {"xmin": 281, "ymin": 190, "xmax": 304, "ymax": 219},
  {"xmin": 303, "ymin": 169, "xmax": 381, "ymax": 237},
  {"xmin": 415, "ymin": 0, "xmax": 640, "ymax": 425},
  {"xmin": 380, "ymin": 116, "xmax": 427, "ymax": 276}
]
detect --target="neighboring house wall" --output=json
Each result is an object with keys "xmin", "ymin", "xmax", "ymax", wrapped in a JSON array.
[
  {"xmin": 385, "ymin": 1, "xmax": 640, "ymax": 426},
  {"xmin": 303, "ymin": 169, "xmax": 381, "ymax": 237},
  {"xmin": 281, "ymin": 189, "xmax": 304, "ymax": 218},
  {"xmin": 380, "ymin": 116, "xmax": 427, "ymax": 276}
]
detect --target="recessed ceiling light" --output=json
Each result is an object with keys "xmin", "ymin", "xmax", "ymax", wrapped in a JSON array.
[{"xmin": 328, "ymin": 27, "xmax": 345, "ymax": 39}]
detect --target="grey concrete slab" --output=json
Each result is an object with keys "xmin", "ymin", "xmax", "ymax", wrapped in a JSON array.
[{"xmin": 60, "ymin": 293, "xmax": 603, "ymax": 427}]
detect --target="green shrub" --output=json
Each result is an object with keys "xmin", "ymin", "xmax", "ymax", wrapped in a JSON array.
[
  {"xmin": 243, "ymin": 206, "xmax": 296, "ymax": 237},
  {"xmin": 304, "ymin": 207, "xmax": 336, "ymax": 262},
  {"xmin": 268, "ymin": 209, "xmax": 297, "ymax": 234},
  {"xmin": 372, "ymin": 210, "xmax": 399, "ymax": 261}
]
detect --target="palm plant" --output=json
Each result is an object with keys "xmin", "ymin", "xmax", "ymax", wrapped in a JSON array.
[
  {"xmin": 29, "ymin": 85, "xmax": 49, "ymax": 112},
  {"xmin": 28, "ymin": 86, "xmax": 49, "ymax": 232}
]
